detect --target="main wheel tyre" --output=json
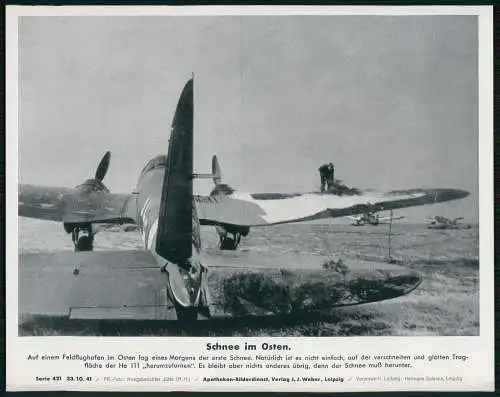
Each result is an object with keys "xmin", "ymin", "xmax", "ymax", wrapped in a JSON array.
[
  {"xmin": 220, "ymin": 236, "xmax": 237, "ymax": 250},
  {"xmin": 76, "ymin": 235, "xmax": 93, "ymax": 252}
]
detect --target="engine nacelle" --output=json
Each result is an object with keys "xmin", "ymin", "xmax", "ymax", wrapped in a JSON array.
[
  {"xmin": 63, "ymin": 223, "xmax": 76, "ymax": 234},
  {"xmin": 216, "ymin": 224, "xmax": 250, "ymax": 237},
  {"xmin": 64, "ymin": 222, "xmax": 99, "ymax": 235},
  {"xmin": 75, "ymin": 178, "xmax": 110, "ymax": 194}
]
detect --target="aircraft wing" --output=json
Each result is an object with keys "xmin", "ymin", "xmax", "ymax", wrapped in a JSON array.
[
  {"xmin": 18, "ymin": 184, "xmax": 137, "ymax": 225},
  {"xmin": 201, "ymin": 250, "xmax": 422, "ymax": 317},
  {"xmin": 377, "ymin": 215, "xmax": 405, "ymax": 222},
  {"xmin": 195, "ymin": 188, "xmax": 469, "ymax": 228},
  {"xmin": 19, "ymin": 250, "xmax": 177, "ymax": 320}
]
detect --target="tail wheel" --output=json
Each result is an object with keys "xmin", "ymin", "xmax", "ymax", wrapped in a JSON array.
[{"xmin": 165, "ymin": 275, "xmax": 199, "ymax": 323}]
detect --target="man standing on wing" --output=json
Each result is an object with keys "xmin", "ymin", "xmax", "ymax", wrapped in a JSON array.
[{"xmin": 318, "ymin": 162, "xmax": 335, "ymax": 192}]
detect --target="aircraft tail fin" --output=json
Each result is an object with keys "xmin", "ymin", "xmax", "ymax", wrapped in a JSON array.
[{"xmin": 155, "ymin": 79, "xmax": 195, "ymax": 264}]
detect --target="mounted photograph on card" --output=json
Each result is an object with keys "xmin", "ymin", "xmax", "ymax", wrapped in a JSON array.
[{"xmin": 6, "ymin": 5, "xmax": 493, "ymax": 393}]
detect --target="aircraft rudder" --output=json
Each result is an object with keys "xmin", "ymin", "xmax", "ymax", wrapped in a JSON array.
[{"xmin": 155, "ymin": 79, "xmax": 195, "ymax": 264}]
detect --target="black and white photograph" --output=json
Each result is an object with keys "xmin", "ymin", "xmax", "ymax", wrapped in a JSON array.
[{"xmin": 16, "ymin": 12, "xmax": 480, "ymax": 338}]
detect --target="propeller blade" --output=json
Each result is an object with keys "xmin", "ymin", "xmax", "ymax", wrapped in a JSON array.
[
  {"xmin": 95, "ymin": 151, "xmax": 111, "ymax": 182},
  {"xmin": 211, "ymin": 154, "xmax": 222, "ymax": 186}
]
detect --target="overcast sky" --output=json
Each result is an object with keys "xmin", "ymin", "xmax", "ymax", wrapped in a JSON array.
[{"xmin": 18, "ymin": 15, "xmax": 479, "ymax": 221}]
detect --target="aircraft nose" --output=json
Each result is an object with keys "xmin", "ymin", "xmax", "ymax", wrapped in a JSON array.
[{"xmin": 432, "ymin": 189, "xmax": 470, "ymax": 202}]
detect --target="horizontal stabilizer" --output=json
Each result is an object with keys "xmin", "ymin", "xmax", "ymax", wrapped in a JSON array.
[
  {"xmin": 201, "ymin": 250, "xmax": 422, "ymax": 317},
  {"xmin": 19, "ymin": 249, "xmax": 422, "ymax": 323},
  {"xmin": 19, "ymin": 250, "xmax": 176, "ymax": 321}
]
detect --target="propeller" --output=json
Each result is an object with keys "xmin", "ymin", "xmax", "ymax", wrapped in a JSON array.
[
  {"xmin": 75, "ymin": 151, "xmax": 112, "ymax": 193},
  {"xmin": 211, "ymin": 155, "xmax": 222, "ymax": 186},
  {"xmin": 64, "ymin": 150, "xmax": 112, "ymax": 248},
  {"xmin": 209, "ymin": 155, "xmax": 235, "ymax": 196},
  {"xmin": 95, "ymin": 151, "xmax": 111, "ymax": 183}
]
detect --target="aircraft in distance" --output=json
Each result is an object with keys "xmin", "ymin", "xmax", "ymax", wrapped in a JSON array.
[
  {"xmin": 100, "ymin": 224, "xmax": 139, "ymax": 232},
  {"xmin": 347, "ymin": 211, "xmax": 405, "ymax": 227},
  {"xmin": 426, "ymin": 216, "xmax": 471, "ymax": 229},
  {"xmin": 18, "ymin": 78, "xmax": 471, "ymax": 322}
]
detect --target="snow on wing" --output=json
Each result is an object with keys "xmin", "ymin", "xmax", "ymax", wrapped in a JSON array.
[{"xmin": 195, "ymin": 188, "xmax": 469, "ymax": 227}]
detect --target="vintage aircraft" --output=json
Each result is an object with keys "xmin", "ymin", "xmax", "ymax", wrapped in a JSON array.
[
  {"xmin": 347, "ymin": 211, "xmax": 405, "ymax": 227},
  {"xmin": 426, "ymin": 216, "xmax": 471, "ymax": 229},
  {"xmin": 19, "ymin": 78, "xmax": 472, "ymax": 323}
]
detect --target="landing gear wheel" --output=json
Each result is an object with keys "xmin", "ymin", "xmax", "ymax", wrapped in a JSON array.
[
  {"xmin": 71, "ymin": 225, "xmax": 94, "ymax": 252},
  {"xmin": 76, "ymin": 235, "xmax": 94, "ymax": 252},
  {"xmin": 219, "ymin": 233, "xmax": 242, "ymax": 251}
]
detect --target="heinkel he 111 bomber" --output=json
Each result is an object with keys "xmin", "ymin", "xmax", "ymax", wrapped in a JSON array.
[{"xmin": 18, "ymin": 78, "xmax": 469, "ymax": 322}]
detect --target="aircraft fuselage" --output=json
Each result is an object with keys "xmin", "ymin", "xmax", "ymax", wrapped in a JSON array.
[{"xmin": 134, "ymin": 155, "xmax": 202, "ymax": 265}]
